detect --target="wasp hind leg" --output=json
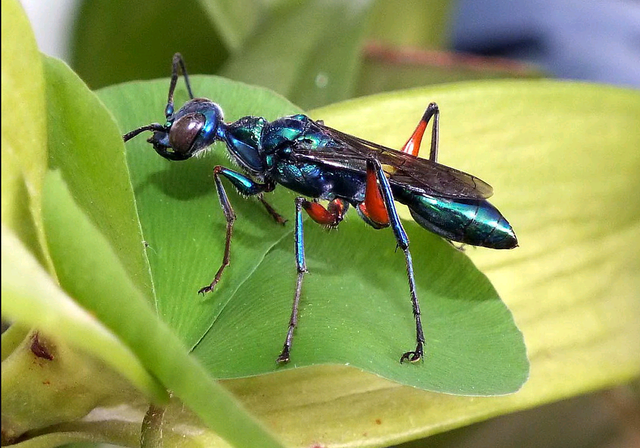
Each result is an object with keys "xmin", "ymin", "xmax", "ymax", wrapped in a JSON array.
[
  {"xmin": 401, "ymin": 102, "xmax": 440, "ymax": 162},
  {"xmin": 359, "ymin": 159, "xmax": 425, "ymax": 363}
]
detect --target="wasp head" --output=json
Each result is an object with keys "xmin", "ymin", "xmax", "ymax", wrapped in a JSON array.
[{"xmin": 125, "ymin": 98, "xmax": 225, "ymax": 161}]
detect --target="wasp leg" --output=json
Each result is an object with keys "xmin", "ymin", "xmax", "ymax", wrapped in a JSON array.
[
  {"xmin": 277, "ymin": 197, "xmax": 307, "ymax": 362},
  {"xmin": 401, "ymin": 102, "xmax": 440, "ymax": 162},
  {"xmin": 257, "ymin": 180, "xmax": 287, "ymax": 225},
  {"xmin": 366, "ymin": 159, "xmax": 425, "ymax": 363},
  {"xmin": 277, "ymin": 197, "xmax": 348, "ymax": 363},
  {"xmin": 300, "ymin": 198, "xmax": 348, "ymax": 227},
  {"xmin": 164, "ymin": 53, "xmax": 195, "ymax": 118},
  {"xmin": 356, "ymin": 157, "xmax": 391, "ymax": 228},
  {"xmin": 198, "ymin": 166, "xmax": 274, "ymax": 295},
  {"xmin": 258, "ymin": 194, "xmax": 287, "ymax": 225},
  {"xmin": 447, "ymin": 240, "xmax": 467, "ymax": 252}
]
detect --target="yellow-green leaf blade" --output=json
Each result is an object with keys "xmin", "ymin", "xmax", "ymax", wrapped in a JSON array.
[{"xmin": 1, "ymin": 0, "xmax": 50, "ymax": 267}]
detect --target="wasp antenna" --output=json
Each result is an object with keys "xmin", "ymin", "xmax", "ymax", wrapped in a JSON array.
[{"xmin": 122, "ymin": 123, "xmax": 165, "ymax": 142}]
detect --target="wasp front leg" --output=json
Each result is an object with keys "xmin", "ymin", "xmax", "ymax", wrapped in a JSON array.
[{"xmin": 199, "ymin": 166, "xmax": 279, "ymax": 295}]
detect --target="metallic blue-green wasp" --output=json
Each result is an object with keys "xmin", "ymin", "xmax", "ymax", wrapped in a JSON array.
[{"xmin": 124, "ymin": 54, "xmax": 517, "ymax": 364}]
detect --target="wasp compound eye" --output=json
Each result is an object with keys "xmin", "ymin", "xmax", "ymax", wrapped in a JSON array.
[{"xmin": 169, "ymin": 113, "xmax": 206, "ymax": 156}]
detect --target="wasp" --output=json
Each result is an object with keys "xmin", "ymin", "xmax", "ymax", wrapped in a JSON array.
[{"xmin": 124, "ymin": 54, "xmax": 517, "ymax": 364}]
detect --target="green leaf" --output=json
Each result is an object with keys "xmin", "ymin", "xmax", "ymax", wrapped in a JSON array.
[
  {"xmin": 71, "ymin": 0, "xmax": 227, "ymax": 89},
  {"xmin": 221, "ymin": 0, "xmax": 376, "ymax": 109},
  {"xmin": 0, "ymin": 0, "xmax": 51, "ymax": 268},
  {"xmin": 1, "ymin": 225, "xmax": 165, "ymax": 439},
  {"xmin": 44, "ymin": 56, "xmax": 154, "ymax": 300},
  {"xmin": 98, "ymin": 74, "xmax": 527, "ymax": 396}
]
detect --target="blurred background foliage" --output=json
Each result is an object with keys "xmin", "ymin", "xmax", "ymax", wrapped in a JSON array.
[{"xmin": 69, "ymin": 0, "xmax": 541, "ymax": 110}]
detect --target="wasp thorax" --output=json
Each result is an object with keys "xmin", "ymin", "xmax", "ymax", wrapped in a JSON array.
[{"xmin": 169, "ymin": 113, "xmax": 206, "ymax": 154}]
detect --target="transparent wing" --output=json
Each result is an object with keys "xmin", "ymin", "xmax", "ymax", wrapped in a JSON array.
[{"xmin": 292, "ymin": 125, "xmax": 494, "ymax": 200}]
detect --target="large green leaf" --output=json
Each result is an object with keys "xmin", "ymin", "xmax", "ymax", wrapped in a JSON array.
[
  {"xmin": 44, "ymin": 57, "xmax": 154, "ymax": 301},
  {"xmin": 287, "ymin": 80, "xmax": 638, "ymax": 446},
  {"xmin": 98, "ymin": 75, "xmax": 527, "ymax": 395}
]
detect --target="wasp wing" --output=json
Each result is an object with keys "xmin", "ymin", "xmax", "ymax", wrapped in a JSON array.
[{"xmin": 292, "ymin": 124, "xmax": 494, "ymax": 200}]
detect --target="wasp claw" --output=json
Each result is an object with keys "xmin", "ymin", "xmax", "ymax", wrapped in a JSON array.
[
  {"xmin": 400, "ymin": 343, "xmax": 424, "ymax": 363},
  {"xmin": 276, "ymin": 346, "xmax": 291, "ymax": 364},
  {"xmin": 198, "ymin": 285, "xmax": 215, "ymax": 295}
]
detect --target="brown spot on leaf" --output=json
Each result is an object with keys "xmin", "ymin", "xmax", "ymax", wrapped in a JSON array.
[{"xmin": 30, "ymin": 332, "xmax": 54, "ymax": 360}]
